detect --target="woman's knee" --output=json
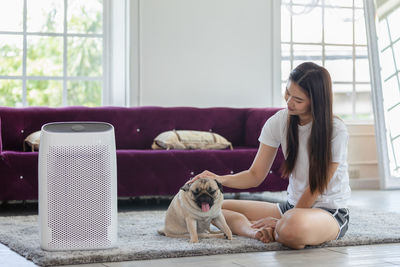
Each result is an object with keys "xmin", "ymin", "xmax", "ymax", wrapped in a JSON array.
[{"xmin": 275, "ymin": 210, "xmax": 310, "ymax": 247}]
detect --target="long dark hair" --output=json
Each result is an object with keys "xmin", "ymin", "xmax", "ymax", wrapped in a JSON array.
[{"xmin": 281, "ymin": 62, "xmax": 333, "ymax": 194}]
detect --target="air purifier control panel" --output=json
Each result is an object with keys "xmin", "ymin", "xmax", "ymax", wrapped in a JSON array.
[{"xmin": 71, "ymin": 125, "xmax": 85, "ymax": 132}]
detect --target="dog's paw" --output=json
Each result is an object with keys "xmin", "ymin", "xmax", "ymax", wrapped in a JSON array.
[
  {"xmin": 224, "ymin": 232, "xmax": 233, "ymax": 240},
  {"xmin": 190, "ymin": 238, "xmax": 199, "ymax": 243}
]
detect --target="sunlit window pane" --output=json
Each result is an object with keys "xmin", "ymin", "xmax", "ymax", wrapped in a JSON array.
[
  {"xmin": 0, "ymin": 80, "xmax": 22, "ymax": 106},
  {"xmin": 281, "ymin": 43, "xmax": 291, "ymax": 84},
  {"xmin": 390, "ymin": 138, "xmax": 400, "ymax": 176},
  {"xmin": 27, "ymin": 80, "xmax": 62, "ymax": 107},
  {"xmin": 292, "ymin": 6, "xmax": 322, "ymax": 43},
  {"xmin": 281, "ymin": 60, "xmax": 291, "ymax": 82},
  {"xmin": 281, "ymin": 5, "xmax": 291, "ymax": 42},
  {"xmin": 327, "ymin": 0, "xmax": 353, "ymax": 8},
  {"xmin": 333, "ymin": 82, "xmax": 353, "ymax": 94},
  {"xmin": 67, "ymin": 37, "xmax": 102, "ymax": 77},
  {"xmin": 292, "ymin": 0, "xmax": 313, "ymax": 4},
  {"xmin": 387, "ymin": 8, "xmax": 400, "ymax": 42},
  {"xmin": 355, "ymin": 9, "xmax": 367, "ymax": 45},
  {"xmin": 293, "ymin": 44, "xmax": 322, "ymax": 67},
  {"xmin": 27, "ymin": 0, "xmax": 63, "ymax": 33},
  {"xmin": 387, "ymin": 105, "xmax": 400, "ymax": 138},
  {"xmin": 67, "ymin": 0, "xmax": 103, "ymax": 34},
  {"xmin": 378, "ymin": 19, "xmax": 390, "ymax": 49},
  {"xmin": 0, "ymin": 35, "xmax": 23, "ymax": 76},
  {"xmin": 382, "ymin": 75, "xmax": 400, "ymax": 111},
  {"xmin": 355, "ymin": 85, "xmax": 373, "ymax": 121},
  {"xmin": 355, "ymin": 47, "xmax": 370, "ymax": 82},
  {"xmin": 354, "ymin": 0, "xmax": 364, "ymax": 8},
  {"xmin": 0, "ymin": 0, "xmax": 23, "ymax": 32},
  {"xmin": 325, "ymin": 45, "xmax": 353, "ymax": 82},
  {"xmin": 325, "ymin": 7, "xmax": 353, "ymax": 44},
  {"xmin": 393, "ymin": 41, "xmax": 400, "ymax": 71},
  {"xmin": 380, "ymin": 47, "xmax": 396, "ymax": 80},
  {"xmin": 68, "ymin": 81, "xmax": 102, "ymax": 106},
  {"xmin": 333, "ymin": 89, "xmax": 353, "ymax": 120},
  {"xmin": 27, "ymin": 36, "xmax": 63, "ymax": 76},
  {"xmin": 281, "ymin": 82, "xmax": 287, "ymax": 107}
]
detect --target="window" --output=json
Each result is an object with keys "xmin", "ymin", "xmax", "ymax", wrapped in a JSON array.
[
  {"xmin": 0, "ymin": 0, "xmax": 105, "ymax": 107},
  {"xmin": 281, "ymin": 0, "xmax": 372, "ymax": 122}
]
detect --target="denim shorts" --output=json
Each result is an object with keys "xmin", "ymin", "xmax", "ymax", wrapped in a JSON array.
[{"xmin": 277, "ymin": 201, "xmax": 349, "ymax": 239}]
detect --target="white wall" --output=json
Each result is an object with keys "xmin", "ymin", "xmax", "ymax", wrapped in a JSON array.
[{"xmin": 129, "ymin": 0, "xmax": 281, "ymax": 108}]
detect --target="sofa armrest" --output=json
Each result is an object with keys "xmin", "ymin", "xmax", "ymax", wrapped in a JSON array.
[{"xmin": 0, "ymin": 117, "xmax": 2, "ymax": 154}]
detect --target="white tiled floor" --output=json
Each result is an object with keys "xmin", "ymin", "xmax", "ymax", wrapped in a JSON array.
[{"xmin": 2, "ymin": 190, "xmax": 400, "ymax": 267}]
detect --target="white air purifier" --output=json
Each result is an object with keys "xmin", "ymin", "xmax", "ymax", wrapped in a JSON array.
[{"xmin": 39, "ymin": 122, "xmax": 117, "ymax": 251}]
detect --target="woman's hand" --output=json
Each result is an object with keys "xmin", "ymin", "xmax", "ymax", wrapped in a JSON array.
[
  {"xmin": 186, "ymin": 170, "xmax": 220, "ymax": 185},
  {"xmin": 251, "ymin": 217, "xmax": 279, "ymax": 229}
]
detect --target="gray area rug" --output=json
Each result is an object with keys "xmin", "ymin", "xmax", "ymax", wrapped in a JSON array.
[{"xmin": 1, "ymin": 206, "xmax": 400, "ymax": 266}]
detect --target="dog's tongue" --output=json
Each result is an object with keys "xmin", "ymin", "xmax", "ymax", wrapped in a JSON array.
[{"xmin": 201, "ymin": 203, "xmax": 210, "ymax": 212}]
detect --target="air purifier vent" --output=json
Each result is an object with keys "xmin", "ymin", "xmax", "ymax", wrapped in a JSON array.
[{"xmin": 46, "ymin": 145, "xmax": 112, "ymax": 249}]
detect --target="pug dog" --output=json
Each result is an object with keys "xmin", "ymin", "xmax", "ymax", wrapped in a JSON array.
[{"xmin": 158, "ymin": 178, "xmax": 232, "ymax": 243}]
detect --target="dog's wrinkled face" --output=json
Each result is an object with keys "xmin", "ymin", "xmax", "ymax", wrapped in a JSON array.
[{"xmin": 181, "ymin": 178, "xmax": 223, "ymax": 212}]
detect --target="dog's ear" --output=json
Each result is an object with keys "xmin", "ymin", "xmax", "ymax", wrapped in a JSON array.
[
  {"xmin": 215, "ymin": 179, "xmax": 223, "ymax": 193},
  {"xmin": 180, "ymin": 183, "xmax": 191, "ymax": 192}
]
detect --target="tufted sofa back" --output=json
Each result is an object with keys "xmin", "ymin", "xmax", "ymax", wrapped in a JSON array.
[{"xmin": 0, "ymin": 106, "xmax": 282, "ymax": 152}]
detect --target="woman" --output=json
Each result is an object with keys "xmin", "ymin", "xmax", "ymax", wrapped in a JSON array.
[{"xmin": 190, "ymin": 62, "xmax": 350, "ymax": 249}]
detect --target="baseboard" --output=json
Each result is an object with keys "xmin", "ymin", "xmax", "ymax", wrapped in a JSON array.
[{"xmin": 350, "ymin": 177, "xmax": 380, "ymax": 189}]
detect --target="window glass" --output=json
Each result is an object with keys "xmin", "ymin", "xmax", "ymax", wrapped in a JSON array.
[
  {"xmin": 68, "ymin": 81, "xmax": 102, "ymax": 106},
  {"xmin": 27, "ymin": 36, "xmax": 63, "ymax": 76},
  {"xmin": 292, "ymin": 6, "xmax": 322, "ymax": 43},
  {"xmin": 325, "ymin": 45, "xmax": 353, "ymax": 82},
  {"xmin": 27, "ymin": 0, "xmax": 64, "ymax": 33},
  {"xmin": 27, "ymin": 80, "xmax": 63, "ymax": 106},
  {"xmin": 0, "ymin": 0, "xmax": 23, "ymax": 32},
  {"xmin": 0, "ymin": 35, "xmax": 23, "ymax": 76},
  {"xmin": 355, "ymin": 84, "xmax": 373, "ymax": 121},
  {"xmin": 0, "ymin": 80, "xmax": 22, "ymax": 106},
  {"xmin": 67, "ymin": 0, "xmax": 103, "ymax": 34},
  {"xmin": 325, "ymin": 7, "xmax": 353, "ymax": 44}
]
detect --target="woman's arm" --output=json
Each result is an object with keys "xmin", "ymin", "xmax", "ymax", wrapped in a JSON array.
[
  {"xmin": 193, "ymin": 143, "xmax": 278, "ymax": 189},
  {"xmin": 295, "ymin": 162, "xmax": 339, "ymax": 208}
]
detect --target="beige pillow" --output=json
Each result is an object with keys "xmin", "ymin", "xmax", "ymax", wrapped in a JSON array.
[
  {"xmin": 152, "ymin": 130, "xmax": 233, "ymax": 150},
  {"xmin": 23, "ymin": 131, "xmax": 41, "ymax": 152}
]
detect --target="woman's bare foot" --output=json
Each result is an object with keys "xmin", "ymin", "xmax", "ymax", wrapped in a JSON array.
[{"xmin": 255, "ymin": 227, "xmax": 275, "ymax": 243}]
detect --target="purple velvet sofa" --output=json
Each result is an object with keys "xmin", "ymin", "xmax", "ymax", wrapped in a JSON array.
[{"xmin": 0, "ymin": 106, "xmax": 288, "ymax": 201}]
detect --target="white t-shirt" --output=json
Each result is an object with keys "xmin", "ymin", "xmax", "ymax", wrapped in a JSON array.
[{"xmin": 258, "ymin": 108, "xmax": 351, "ymax": 209}]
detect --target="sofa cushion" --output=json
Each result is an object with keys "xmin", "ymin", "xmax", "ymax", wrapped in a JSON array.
[
  {"xmin": 23, "ymin": 131, "xmax": 41, "ymax": 152},
  {"xmin": 151, "ymin": 130, "xmax": 232, "ymax": 150}
]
